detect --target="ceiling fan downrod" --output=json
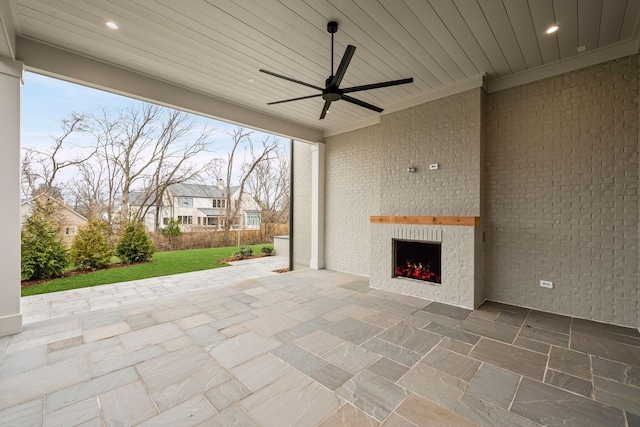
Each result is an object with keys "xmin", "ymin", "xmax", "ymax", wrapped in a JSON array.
[{"xmin": 328, "ymin": 21, "xmax": 338, "ymax": 79}]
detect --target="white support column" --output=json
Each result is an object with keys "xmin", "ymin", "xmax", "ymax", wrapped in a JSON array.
[
  {"xmin": 310, "ymin": 144, "xmax": 325, "ymax": 269},
  {"xmin": 0, "ymin": 57, "xmax": 23, "ymax": 337}
]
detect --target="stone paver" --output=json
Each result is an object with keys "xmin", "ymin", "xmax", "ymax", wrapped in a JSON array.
[
  {"xmin": 1, "ymin": 256, "xmax": 639, "ymax": 426},
  {"xmin": 20, "ymin": 256, "xmax": 287, "ymax": 324}
]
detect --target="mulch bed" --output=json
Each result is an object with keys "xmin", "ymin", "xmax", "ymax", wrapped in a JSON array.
[{"xmin": 216, "ymin": 253, "xmax": 272, "ymax": 263}]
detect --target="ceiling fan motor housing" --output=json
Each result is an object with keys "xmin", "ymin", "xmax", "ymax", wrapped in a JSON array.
[
  {"xmin": 323, "ymin": 91, "xmax": 341, "ymax": 101},
  {"xmin": 324, "ymin": 76, "xmax": 341, "ymax": 101}
]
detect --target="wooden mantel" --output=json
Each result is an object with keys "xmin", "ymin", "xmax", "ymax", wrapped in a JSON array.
[{"xmin": 370, "ymin": 215, "xmax": 480, "ymax": 226}]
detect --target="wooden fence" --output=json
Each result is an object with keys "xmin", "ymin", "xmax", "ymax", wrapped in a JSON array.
[{"xmin": 151, "ymin": 223, "xmax": 289, "ymax": 251}]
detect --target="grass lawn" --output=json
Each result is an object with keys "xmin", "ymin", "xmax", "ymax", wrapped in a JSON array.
[{"xmin": 22, "ymin": 244, "xmax": 272, "ymax": 297}]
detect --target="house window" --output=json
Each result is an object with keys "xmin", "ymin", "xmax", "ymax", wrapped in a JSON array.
[
  {"xmin": 64, "ymin": 226, "xmax": 76, "ymax": 235},
  {"xmin": 245, "ymin": 212, "xmax": 260, "ymax": 226},
  {"xmin": 213, "ymin": 198, "xmax": 226, "ymax": 208},
  {"xmin": 177, "ymin": 216, "xmax": 193, "ymax": 224},
  {"xmin": 206, "ymin": 217, "xmax": 217, "ymax": 226},
  {"xmin": 177, "ymin": 197, "xmax": 193, "ymax": 207}
]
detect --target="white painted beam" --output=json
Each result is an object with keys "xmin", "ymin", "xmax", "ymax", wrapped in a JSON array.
[{"xmin": 15, "ymin": 37, "xmax": 324, "ymax": 144}]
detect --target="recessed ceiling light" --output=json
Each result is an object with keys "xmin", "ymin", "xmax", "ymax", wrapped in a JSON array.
[
  {"xmin": 248, "ymin": 78, "xmax": 255, "ymax": 84},
  {"xmin": 546, "ymin": 25, "xmax": 559, "ymax": 34},
  {"xmin": 106, "ymin": 21, "xmax": 119, "ymax": 30}
]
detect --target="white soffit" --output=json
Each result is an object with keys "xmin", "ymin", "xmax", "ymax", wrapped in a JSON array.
[{"xmin": 5, "ymin": 0, "xmax": 640, "ymax": 136}]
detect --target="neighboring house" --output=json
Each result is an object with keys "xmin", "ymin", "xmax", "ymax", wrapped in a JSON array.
[
  {"xmin": 20, "ymin": 193, "xmax": 89, "ymax": 244},
  {"xmin": 127, "ymin": 191, "xmax": 159, "ymax": 232},
  {"xmin": 129, "ymin": 182, "xmax": 261, "ymax": 232}
]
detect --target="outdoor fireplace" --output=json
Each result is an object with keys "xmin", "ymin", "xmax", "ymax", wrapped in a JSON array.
[
  {"xmin": 371, "ymin": 218, "xmax": 482, "ymax": 308},
  {"xmin": 392, "ymin": 239, "xmax": 442, "ymax": 284}
]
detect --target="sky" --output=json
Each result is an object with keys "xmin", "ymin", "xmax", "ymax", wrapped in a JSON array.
[{"xmin": 21, "ymin": 71, "xmax": 286, "ymax": 188}]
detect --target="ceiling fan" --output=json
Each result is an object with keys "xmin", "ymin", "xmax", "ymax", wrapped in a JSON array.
[{"xmin": 260, "ymin": 21, "xmax": 414, "ymax": 120}]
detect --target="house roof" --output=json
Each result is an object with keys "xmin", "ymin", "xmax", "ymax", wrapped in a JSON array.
[
  {"xmin": 167, "ymin": 183, "xmax": 223, "ymax": 198},
  {"xmin": 129, "ymin": 192, "xmax": 157, "ymax": 207},
  {"xmin": 129, "ymin": 184, "xmax": 248, "ymax": 208},
  {"xmin": 197, "ymin": 208, "xmax": 219, "ymax": 216},
  {"xmin": 5, "ymin": 2, "xmax": 639, "ymax": 140},
  {"xmin": 22, "ymin": 193, "xmax": 88, "ymax": 222},
  {"xmin": 167, "ymin": 183, "xmax": 241, "ymax": 198}
]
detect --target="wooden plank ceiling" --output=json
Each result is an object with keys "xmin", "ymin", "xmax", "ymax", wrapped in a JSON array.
[{"xmin": 8, "ymin": 0, "xmax": 640, "ymax": 135}]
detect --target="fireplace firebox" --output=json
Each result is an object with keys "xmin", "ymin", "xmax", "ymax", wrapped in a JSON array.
[{"xmin": 392, "ymin": 239, "xmax": 442, "ymax": 284}]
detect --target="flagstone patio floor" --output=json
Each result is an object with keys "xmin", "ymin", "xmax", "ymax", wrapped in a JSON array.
[{"xmin": 1, "ymin": 256, "xmax": 639, "ymax": 426}]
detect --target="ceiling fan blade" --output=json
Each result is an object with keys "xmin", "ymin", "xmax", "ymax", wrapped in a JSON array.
[
  {"xmin": 319, "ymin": 100, "xmax": 332, "ymax": 120},
  {"xmin": 259, "ymin": 69, "xmax": 324, "ymax": 91},
  {"xmin": 341, "ymin": 78, "xmax": 414, "ymax": 94},
  {"xmin": 330, "ymin": 45, "xmax": 356, "ymax": 87},
  {"xmin": 342, "ymin": 95, "xmax": 383, "ymax": 113},
  {"xmin": 267, "ymin": 93, "xmax": 323, "ymax": 105}
]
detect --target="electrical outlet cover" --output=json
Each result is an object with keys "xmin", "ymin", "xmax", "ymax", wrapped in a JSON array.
[{"xmin": 539, "ymin": 280, "xmax": 554, "ymax": 289}]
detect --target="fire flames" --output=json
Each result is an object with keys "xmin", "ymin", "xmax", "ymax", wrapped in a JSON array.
[{"xmin": 395, "ymin": 260, "xmax": 441, "ymax": 283}]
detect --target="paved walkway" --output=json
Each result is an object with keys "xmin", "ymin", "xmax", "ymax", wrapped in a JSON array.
[
  {"xmin": 1, "ymin": 257, "xmax": 639, "ymax": 426},
  {"xmin": 21, "ymin": 256, "xmax": 289, "ymax": 324}
]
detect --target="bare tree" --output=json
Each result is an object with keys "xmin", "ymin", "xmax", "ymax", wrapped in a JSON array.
[
  {"xmin": 112, "ymin": 104, "xmax": 161, "ymax": 221},
  {"xmin": 244, "ymin": 144, "xmax": 289, "ymax": 240},
  {"xmin": 21, "ymin": 113, "xmax": 93, "ymax": 199},
  {"xmin": 139, "ymin": 110, "xmax": 220, "ymax": 230},
  {"xmin": 22, "ymin": 103, "xmax": 292, "ymax": 246},
  {"xmin": 67, "ymin": 161, "xmax": 109, "ymax": 220},
  {"xmin": 218, "ymin": 128, "xmax": 278, "ymax": 242},
  {"xmin": 84, "ymin": 104, "xmax": 217, "ymax": 228}
]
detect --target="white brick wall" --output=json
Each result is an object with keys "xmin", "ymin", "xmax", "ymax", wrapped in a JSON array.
[
  {"xmin": 325, "ymin": 90, "xmax": 483, "ymax": 277},
  {"xmin": 325, "ymin": 125, "xmax": 382, "ymax": 276},
  {"xmin": 297, "ymin": 56, "xmax": 638, "ymax": 327},
  {"xmin": 485, "ymin": 56, "xmax": 639, "ymax": 327},
  {"xmin": 378, "ymin": 90, "xmax": 482, "ymax": 217}
]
